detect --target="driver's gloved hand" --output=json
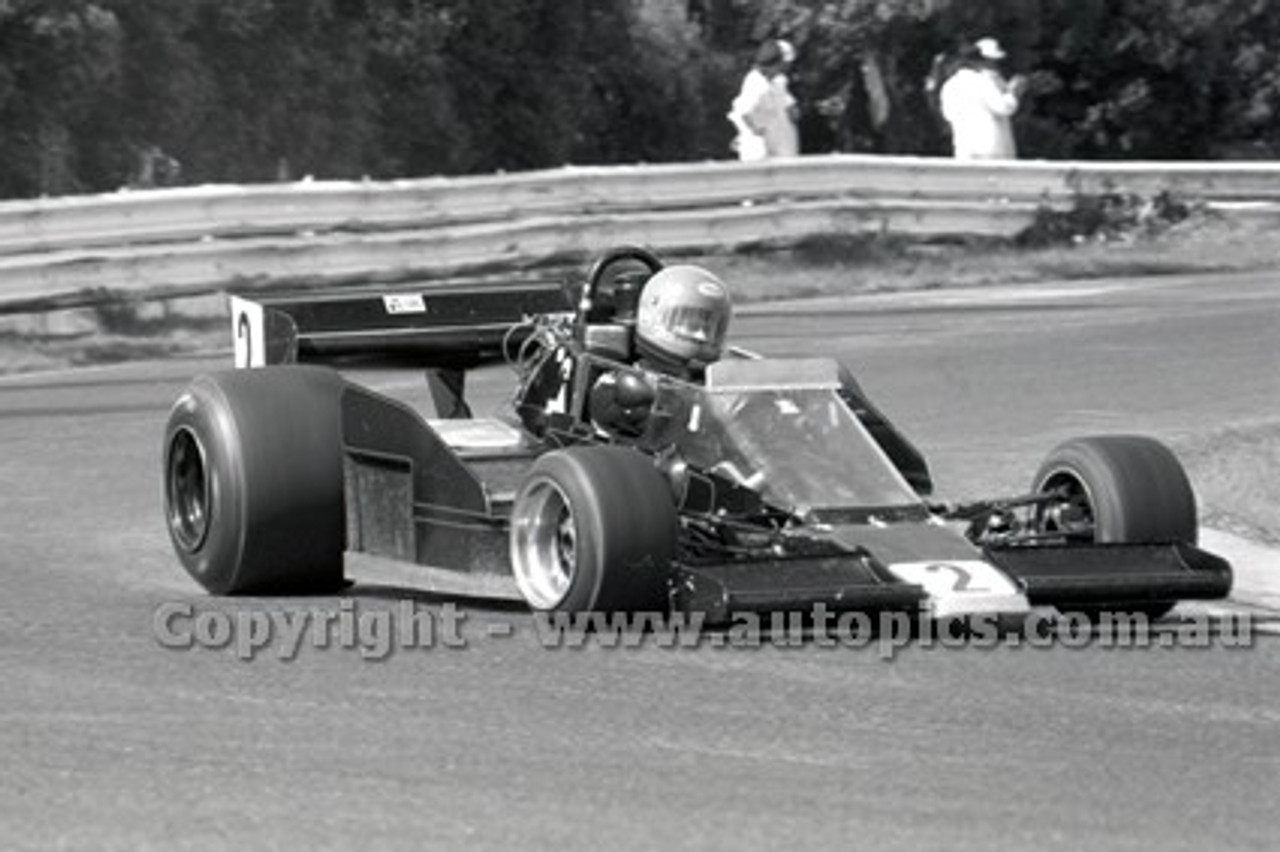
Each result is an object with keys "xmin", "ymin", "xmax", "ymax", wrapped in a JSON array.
[{"xmin": 589, "ymin": 370, "xmax": 656, "ymax": 437}]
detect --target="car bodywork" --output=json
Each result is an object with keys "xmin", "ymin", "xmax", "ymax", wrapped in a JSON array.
[{"xmin": 174, "ymin": 248, "xmax": 1232, "ymax": 621}]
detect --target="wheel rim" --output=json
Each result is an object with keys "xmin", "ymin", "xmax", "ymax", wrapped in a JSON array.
[
  {"xmin": 167, "ymin": 426, "xmax": 211, "ymax": 553},
  {"xmin": 1037, "ymin": 469, "xmax": 1097, "ymax": 541},
  {"xmin": 510, "ymin": 479, "xmax": 577, "ymax": 609}
]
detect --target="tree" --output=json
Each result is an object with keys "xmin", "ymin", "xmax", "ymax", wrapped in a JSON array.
[
  {"xmin": 365, "ymin": 1, "xmax": 469, "ymax": 177},
  {"xmin": 184, "ymin": 0, "xmax": 376, "ymax": 183},
  {"xmin": 5, "ymin": 0, "xmax": 1280, "ymax": 199},
  {"xmin": 0, "ymin": 0, "xmax": 122, "ymax": 196}
]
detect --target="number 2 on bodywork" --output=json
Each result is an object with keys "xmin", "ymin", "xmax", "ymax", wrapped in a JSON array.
[{"xmin": 887, "ymin": 560, "xmax": 1031, "ymax": 618}]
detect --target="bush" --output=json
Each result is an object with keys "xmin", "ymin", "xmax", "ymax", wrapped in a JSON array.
[{"xmin": 1016, "ymin": 190, "xmax": 1196, "ymax": 248}]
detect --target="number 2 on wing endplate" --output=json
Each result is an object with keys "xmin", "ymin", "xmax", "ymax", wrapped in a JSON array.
[{"xmin": 236, "ymin": 311, "xmax": 252, "ymax": 368}]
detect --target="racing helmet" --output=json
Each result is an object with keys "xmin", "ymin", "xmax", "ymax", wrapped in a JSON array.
[{"xmin": 635, "ymin": 265, "xmax": 732, "ymax": 369}]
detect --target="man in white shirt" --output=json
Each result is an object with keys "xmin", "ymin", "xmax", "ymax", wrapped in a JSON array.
[
  {"xmin": 939, "ymin": 37, "xmax": 1026, "ymax": 160},
  {"xmin": 729, "ymin": 39, "xmax": 800, "ymax": 161}
]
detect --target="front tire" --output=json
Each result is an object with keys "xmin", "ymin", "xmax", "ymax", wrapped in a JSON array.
[
  {"xmin": 510, "ymin": 446, "xmax": 678, "ymax": 613},
  {"xmin": 163, "ymin": 366, "xmax": 347, "ymax": 595},
  {"xmin": 1032, "ymin": 435, "xmax": 1197, "ymax": 620}
]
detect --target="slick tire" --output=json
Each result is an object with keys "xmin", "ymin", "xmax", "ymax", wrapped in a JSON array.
[
  {"xmin": 1033, "ymin": 435, "xmax": 1197, "ymax": 620},
  {"xmin": 510, "ymin": 445, "xmax": 678, "ymax": 613},
  {"xmin": 163, "ymin": 366, "xmax": 347, "ymax": 595}
]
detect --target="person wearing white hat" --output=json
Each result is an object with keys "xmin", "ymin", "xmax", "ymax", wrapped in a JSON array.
[
  {"xmin": 728, "ymin": 39, "xmax": 800, "ymax": 161},
  {"xmin": 938, "ymin": 37, "xmax": 1026, "ymax": 159}
]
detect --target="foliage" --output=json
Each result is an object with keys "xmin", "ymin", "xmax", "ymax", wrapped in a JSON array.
[
  {"xmin": 3, "ymin": 0, "xmax": 1280, "ymax": 198},
  {"xmin": 1015, "ymin": 190, "xmax": 1196, "ymax": 248},
  {"xmin": 0, "ymin": 0, "xmax": 123, "ymax": 196}
]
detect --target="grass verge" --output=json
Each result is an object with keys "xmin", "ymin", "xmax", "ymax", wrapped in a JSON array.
[{"xmin": 708, "ymin": 210, "xmax": 1280, "ymax": 303}]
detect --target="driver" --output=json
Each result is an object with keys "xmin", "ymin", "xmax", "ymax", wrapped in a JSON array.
[
  {"xmin": 633, "ymin": 264, "xmax": 733, "ymax": 381},
  {"xmin": 522, "ymin": 261, "xmax": 734, "ymax": 440},
  {"xmin": 586, "ymin": 264, "xmax": 732, "ymax": 439}
]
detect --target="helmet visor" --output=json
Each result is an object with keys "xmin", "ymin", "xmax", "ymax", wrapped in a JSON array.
[{"xmin": 664, "ymin": 305, "xmax": 726, "ymax": 345}]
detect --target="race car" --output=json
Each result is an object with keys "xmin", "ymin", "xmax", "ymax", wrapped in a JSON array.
[{"xmin": 162, "ymin": 246, "xmax": 1231, "ymax": 622}]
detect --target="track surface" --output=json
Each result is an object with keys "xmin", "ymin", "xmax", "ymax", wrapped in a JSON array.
[{"xmin": 2, "ymin": 272, "xmax": 1278, "ymax": 851}]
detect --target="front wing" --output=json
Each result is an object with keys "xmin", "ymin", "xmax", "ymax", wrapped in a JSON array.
[{"xmin": 672, "ymin": 541, "xmax": 1229, "ymax": 623}]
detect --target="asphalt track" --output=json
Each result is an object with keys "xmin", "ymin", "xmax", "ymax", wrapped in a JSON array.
[{"xmin": 2, "ymin": 271, "xmax": 1279, "ymax": 851}]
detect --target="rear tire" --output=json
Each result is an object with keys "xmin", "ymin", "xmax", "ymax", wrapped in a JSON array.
[
  {"xmin": 163, "ymin": 366, "xmax": 347, "ymax": 595},
  {"xmin": 1032, "ymin": 435, "xmax": 1197, "ymax": 620},
  {"xmin": 510, "ymin": 445, "xmax": 677, "ymax": 613}
]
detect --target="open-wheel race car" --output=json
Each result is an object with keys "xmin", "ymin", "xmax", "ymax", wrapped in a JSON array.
[{"xmin": 162, "ymin": 246, "xmax": 1231, "ymax": 622}]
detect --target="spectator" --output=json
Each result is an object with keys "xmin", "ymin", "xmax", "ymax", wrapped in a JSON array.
[
  {"xmin": 938, "ymin": 37, "xmax": 1027, "ymax": 160},
  {"xmin": 728, "ymin": 39, "xmax": 800, "ymax": 161}
]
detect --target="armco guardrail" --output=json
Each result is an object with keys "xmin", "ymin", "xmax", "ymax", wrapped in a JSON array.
[
  {"xmin": 0, "ymin": 199, "xmax": 1041, "ymax": 312},
  {"xmin": 3, "ymin": 153, "xmax": 1280, "ymax": 315}
]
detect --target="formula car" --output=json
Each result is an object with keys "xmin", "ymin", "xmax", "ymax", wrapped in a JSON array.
[{"xmin": 162, "ymin": 246, "xmax": 1231, "ymax": 621}]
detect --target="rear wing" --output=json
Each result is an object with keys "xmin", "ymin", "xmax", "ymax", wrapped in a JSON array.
[{"xmin": 229, "ymin": 279, "xmax": 574, "ymax": 370}]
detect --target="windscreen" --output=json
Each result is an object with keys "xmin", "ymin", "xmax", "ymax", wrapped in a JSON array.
[{"xmin": 645, "ymin": 382, "xmax": 921, "ymax": 512}]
